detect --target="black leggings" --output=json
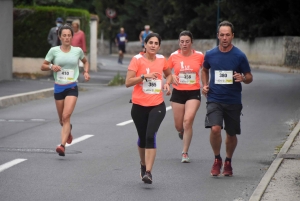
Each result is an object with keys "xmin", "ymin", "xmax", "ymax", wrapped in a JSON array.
[{"xmin": 131, "ymin": 102, "xmax": 166, "ymax": 148}]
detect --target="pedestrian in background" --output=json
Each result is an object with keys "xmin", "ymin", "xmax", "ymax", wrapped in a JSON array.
[
  {"xmin": 125, "ymin": 33, "xmax": 172, "ymax": 184},
  {"xmin": 201, "ymin": 20, "xmax": 253, "ymax": 176},
  {"xmin": 167, "ymin": 30, "xmax": 204, "ymax": 163},
  {"xmin": 41, "ymin": 24, "xmax": 90, "ymax": 157},
  {"xmin": 71, "ymin": 19, "xmax": 87, "ymax": 68},
  {"xmin": 115, "ymin": 27, "xmax": 128, "ymax": 64},
  {"xmin": 139, "ymin": 25, "xmax": 152, "ymax": 52},
  {"xmin": 47, "ymin": 17, "xmax": 63, "ymax": 47}
]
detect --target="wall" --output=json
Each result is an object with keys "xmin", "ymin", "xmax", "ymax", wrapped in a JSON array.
[
  {"xmin": 98, "ymin": 36, "xmax": 300, "ymax": 69},
  {"xmin": 0, "ymin": 0, "xmax": 13, "ymax": 81}
]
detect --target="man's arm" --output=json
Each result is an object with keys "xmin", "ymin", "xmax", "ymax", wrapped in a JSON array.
[
  {"xmin": 201, "ymin": 67, "xmax": 210, "ymax": 96},
  {"xmin": 243, "ymin": 72, "xmax": 253, "ymax": 84},
  {"xmin": 139, "ymin": 31, "xmax": 143, "ymax": 42}
]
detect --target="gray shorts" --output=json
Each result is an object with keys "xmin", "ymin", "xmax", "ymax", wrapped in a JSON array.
[{"xmin": 205, "ymin": 102, "xmax": 243, "ymax": 136}]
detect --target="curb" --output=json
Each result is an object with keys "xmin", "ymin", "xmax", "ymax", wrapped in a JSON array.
[
  {"xmin": 249, "ymin": 120, "xmax": 300, "ymax": 201},
  {"xmin": 0, "ymin": 88, "xmax": 54, "ymax": 109}
]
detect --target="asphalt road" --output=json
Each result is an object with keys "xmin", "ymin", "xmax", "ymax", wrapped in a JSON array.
[{"xmin": 1, "ymin": 58, "xmax": 300, "ymax": 201}]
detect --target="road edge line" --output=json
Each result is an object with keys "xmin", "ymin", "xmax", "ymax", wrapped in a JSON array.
[{"xmin": 249, "ymin": 120, "xmax": 300, "ymax": 201}]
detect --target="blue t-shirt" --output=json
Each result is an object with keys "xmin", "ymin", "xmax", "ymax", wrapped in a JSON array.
[
  {"xmin": 116, "ymin": 33, "xmax": 127, "ymax": 45},
  {"xmin": 203, "ymin": 46, "xmax": 251, "ymax": 104}
]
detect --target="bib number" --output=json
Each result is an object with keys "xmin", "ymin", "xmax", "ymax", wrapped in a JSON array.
[
  {"xmin": 179, "ymin": 72, "xmax": 196, "ymax": 84},
  {"xmin": 57, "ymin": 69, "xmax": 74, "ymax": 81},
  {"xmin": 215, "ymin": 71, "xmax": 233, "ymax": 84},
  {"xmin": 143, "ymin": 79, "xmax": 161, "ymax": 94},
  {"xmin": 120, "ymin": 36, "xmax": 125, "ymax": 42}
]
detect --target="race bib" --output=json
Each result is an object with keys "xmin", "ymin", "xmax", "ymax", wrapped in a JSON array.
[
  {"xmin": 142, "ymin": 79, "xmax": 161, "ymax": 94},
  {"xmin": 57, "ymin": 69, "xmax": 74, "ymax": 81},
  {"xmin": 178, "ymin": 72, "xmax": 196, "ymax": 84},
  {"xmin": 120, "ymin": 36, "xmax": 126, "ymax": 42},
  {"xmin": 215, "ymin": 70, "xmax": 233, "ymax": 84}
]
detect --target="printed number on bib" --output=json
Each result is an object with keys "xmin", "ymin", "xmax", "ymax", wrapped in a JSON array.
[
  {"xmin": 179, "ymin": 72, "xmax": 196, "ymax": 84},
  {"xmin": 57, "ymin": 69, "xmax": 74, "ymax": 81},
  {"xmin": 143, "ymin": 79, "xmax": 161, "ymax": 94},
  {"xmin": 215, "ymin": 70, "xmax": 233, "ymax": 84},
  {"xmin": 120, "ymin": 36, "xmax": 126, "ymax": 42}
]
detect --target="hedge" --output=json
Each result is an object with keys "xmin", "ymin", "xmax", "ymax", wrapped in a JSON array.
[{"xmin": 13, "ymin": 6, "xmax": 90, "ymax": 58}]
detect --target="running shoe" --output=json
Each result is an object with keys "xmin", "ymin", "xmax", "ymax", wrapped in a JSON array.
[
  {"xmin": 211, "ymin": 158, "xmax": 222, "ymax": 176},
  {"xmin": 181, "ymin": 152, "xmax": 190, "ymax": 163},
  {"xmin": 67, "ymin": 124, "xmax": 73, "ymax": 144},
  {"xmin": 140, "ymin": 162, "xmax": 146, "ymax": 179},
  {"xmin": 56, "ymin": 145, "xmax": 65, "ymax": 156},
  {"xmin": 178, "ymin": 130, "xmax": 184, "ymax": 140},
  {"xmin": 222, "ymin": 161, "xmax": 233, "ymax": 176},
  {"xmin": 142, "ymin": 171, "xmax": 152, "ymax": 184}
]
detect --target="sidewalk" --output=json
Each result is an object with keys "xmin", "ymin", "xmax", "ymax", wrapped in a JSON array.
[{"xmin": 1, "ymin": 63, "xmax": 300, "ymax": 201}]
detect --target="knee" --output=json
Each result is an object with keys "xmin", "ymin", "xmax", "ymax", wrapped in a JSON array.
[
  {"xmin": 146, "ymin": 135, "xmax": 157, "ymax": 149},
  {"xmin": 61, "ymin": 113, "xmax": 71, "ymax": 123},
  {"xmin": 211, "ymin": 126, "xmax": 221, "ymax": 135},
  {"xmin": 183, "ymin": 118, "xmax": 193, "ymax": 129}
]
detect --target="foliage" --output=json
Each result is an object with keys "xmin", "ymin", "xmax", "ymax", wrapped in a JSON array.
[
  {"xmin": 13, "ymin": 6, "xmax": 90, "ymax": 58},
  {"xmin": 108, "ymin": 72, "xmax": 125, "ymax": 86},
  {"xmin": 14, "ymin": 0, "xmax": 300, "ymax": 42}
]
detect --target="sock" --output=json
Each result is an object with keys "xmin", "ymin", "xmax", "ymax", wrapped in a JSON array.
[
  {"xmin": 225, "ymin": 157, "xmax": 231, "ymax": 162},
  {"xmin": 215, "ymin": 154, "xmax": 222, "ymax": 160}
]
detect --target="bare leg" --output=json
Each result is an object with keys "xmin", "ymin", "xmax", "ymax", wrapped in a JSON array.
[
  {"xmin": 182, "ymin": 100, "xmax": 200, "ymax": 153},
  {"xmin": 138, "ymin": 146, "xmax": 145, "ymax": 165},
  {"xmin": 225, "ymin": 133, "xmax": 237, "ymax": 158},
  {"xmin": 171, "ymin": 101, "xmax": 184, "ymax": 135},
  {"xmin": 145, "ymin": 148, "xmax": 156, "ymax": 172},
  {"xmin": 210, "ymin": 125, "xmax": 222, "ymax": 156},
  {"xmin": 57, "ymin": 96, "xmax": 77, "ymax": 146}
]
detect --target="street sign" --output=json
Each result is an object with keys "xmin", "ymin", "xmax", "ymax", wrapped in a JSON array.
[{"xmin": 106, "ymin": 8, "xmax": 117, "ymax": 19}]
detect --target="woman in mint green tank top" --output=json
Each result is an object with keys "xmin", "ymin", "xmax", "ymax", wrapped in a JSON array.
[{"xmin": 41, "ymin": 24, "xmax": 90, "ymax": 156}]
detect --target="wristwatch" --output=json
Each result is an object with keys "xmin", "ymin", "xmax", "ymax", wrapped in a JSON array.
[
  {"xmin": 49, "ymin": 64, "xmax": 53, "ymax": 70},
  {"xmin": 140, "ymin": 74, "xmax": 145, "ymax": 80},
  {"xmin": 242, "ymin": 76, "xmax": 246, "ymax": 82}
]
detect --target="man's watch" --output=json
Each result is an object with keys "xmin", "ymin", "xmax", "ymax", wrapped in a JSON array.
[
  {"xmin": 140, "ymin": 74, "xmax": 145, "ymax": 80},
  {"xmin": 242, "ymin": 76, "xmax": 246, "ymax": 82}
]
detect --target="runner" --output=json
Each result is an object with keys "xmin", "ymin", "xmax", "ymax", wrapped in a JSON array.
[
  {"xmin": 168, "ymin": 30, "xmax": 204, "ymax": 163},
  {"xmin": 201, "ymin": 20, "xmax": 253, "ymax": 176},
  {"xmin": 41, "ymin": 24, "xmax": 90, "ymax": 156},
  {"xmin": 125, "ymin": 33, "xmax": 172, "ymax": 184}
]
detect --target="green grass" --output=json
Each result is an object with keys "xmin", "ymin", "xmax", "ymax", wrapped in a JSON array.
[{"xmin": 108, "ymin": 72, "xmax": 125, "ymax": 86}]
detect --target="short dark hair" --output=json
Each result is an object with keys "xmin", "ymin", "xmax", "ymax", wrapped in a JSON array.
[
  {"xmin": 218, "ymin": 20, "xmax": 234, "ymax": 33},
  {"xmin": 58, "ymin": 24, "xmax": 74, "ymax": 37},
  {"xmin": 144, "ymin": 33, "xmax": 162, "ymax": 46},
  {"xmin": 179, "ymin": 30, "xmax": 193, "ymax": 43}
]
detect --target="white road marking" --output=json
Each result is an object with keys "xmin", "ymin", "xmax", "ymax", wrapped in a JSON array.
[
  {"xmin": 116, "ymin": 120, "xmax": 133, "ymax": 126},
  {"xmin": 65, "ymin": 134, "xmax": 94, "ymax": 147},
  {"xmin": 116, "ymin": 105, "xmax": 172, "ymax": 126},
  {"xmin": 0, "ymin": 159, "xmax": 27, "ymax": 173}
]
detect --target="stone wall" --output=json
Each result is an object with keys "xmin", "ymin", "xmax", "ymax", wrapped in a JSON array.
[{"xmin": 98, "ymin": 36, "xmax": 300, "ymax": 69}]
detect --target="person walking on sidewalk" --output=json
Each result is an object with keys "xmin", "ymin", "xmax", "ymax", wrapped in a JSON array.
[
  {"xmin": 139, "ymin": 25, "xmax": 152, "ymax": 52},
  {"xmin": 47, "ymin": 17, "xmax": 63, "ymax": 47},
  {"xmin": 115, "ymin": 27, "xmax": 128, "ymax": 64},
  {"xmin": 125, "ymin": 33, "xmax": 172, "ymax": 184},
  {"xmin": 201, "ymin": 20, "xmax": 253, "ymax": 176},
  {"xmin": 167, "ymin": 30, "xmax": 204, "ymax": 163},
  {"xmin": 41, "ymin": 24, "xmax": 90, "ymax": 156}
]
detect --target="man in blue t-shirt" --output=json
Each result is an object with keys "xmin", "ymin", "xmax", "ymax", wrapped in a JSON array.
[
  {"xmin": 201, "ymin": 20, "xmax": 253, "ymax": 177},
  {"xmin": 115, "ymin": 27, "xmax": 128, "ymax": 64},
  {"xmin": 139, "ymin": 25, "xmax": 152, "ymax": 52}
]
